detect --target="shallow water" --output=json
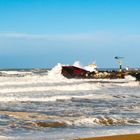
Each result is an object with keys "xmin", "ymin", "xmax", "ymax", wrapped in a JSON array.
[{"xmin": 0, "ymin": 64, "xmax": 140, "ymax": 139}]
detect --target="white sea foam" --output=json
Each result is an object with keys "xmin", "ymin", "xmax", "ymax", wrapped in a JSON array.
[
  {"xmin": 65, "ymin": 116, "xmax": 140, "ymax": 127},
  {"xmin": 0, "ymin": 70, "xmax": 33, "ymax": 75},
  {"xmin": 0, "ymin": 64, "xmax": 139, "ymax": 100},
  {"xmin": 47, "ymin": 63, "xmax": 66, "ymax": 80},
  {"xmin": 0, "ymin": 94, "xmax": 95, "ymax": 102},
  {"xmin": 125, "ymin": 75, "xmax": 136, "ymax": 81},
  {"xmin": 0, "ymin": 82, "xmax": 100, "ymax": 94},
  {"xmin": 0, "ymin": 64, "xmax": 139, "ymax": 139},
  {"xmin": 73, "ymin": 61, "xmax": 83, "ymax": 68},
  {"xmin": 73, "ymin": 60, "xmax": 97, "ymax": 72}
]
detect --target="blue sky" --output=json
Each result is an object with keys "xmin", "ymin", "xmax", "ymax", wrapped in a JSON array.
[{"xmin": 0, "ymin": 0, "xmax": 140, "ymax": 68}]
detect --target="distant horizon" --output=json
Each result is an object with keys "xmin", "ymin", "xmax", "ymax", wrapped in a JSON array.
[
  {"xmin": 0, "ymin": 64, "xmax": 139, "ymax": 70},
  {"xmin": 0, "ymin": 0, "xmax": 140, "ymax": 68}
]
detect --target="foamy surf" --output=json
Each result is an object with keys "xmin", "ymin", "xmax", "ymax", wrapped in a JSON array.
[
  {"xmin": 62, "ymin": 115, "xmax": 140, "ymax": 127},
  {"xmin": 0, "ymin": 64, "xmax": 140, "ymax": 139}
]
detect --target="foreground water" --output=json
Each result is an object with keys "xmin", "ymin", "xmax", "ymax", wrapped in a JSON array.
[{"xmin": 0, "ymin": 64, "xmax": 140, "ymax": 140}]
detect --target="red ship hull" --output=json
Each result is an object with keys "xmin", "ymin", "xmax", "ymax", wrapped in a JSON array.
[
  {"xmin": 61, "ymin": 66, "xmax": 95, "ymax": 78},
  {"xmin": 61, "ymin": 66, "xmax": 140, "ymax": 80}
]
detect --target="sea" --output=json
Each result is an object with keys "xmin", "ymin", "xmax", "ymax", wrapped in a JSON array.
[{"xmin": 0, "ymin": 63, "xmax": 140, "ymax": 140}]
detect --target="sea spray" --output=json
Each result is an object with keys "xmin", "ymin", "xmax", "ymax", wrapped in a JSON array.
[
  {"xmin": 0, "ymin": 67, "xmax": 140, "ymax": 139},
  {"xmin": 47, "ymin": 63, "xmax": 66, "ymax": 80}
]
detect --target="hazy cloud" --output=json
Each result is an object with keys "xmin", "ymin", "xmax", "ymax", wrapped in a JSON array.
[
  {"xmin": 0, "ymin": 32, "xmax": 140, "ymax": 45},
  {"xmin": 0, "ymin": 32, "xmax": 118, "ymax": 41}
]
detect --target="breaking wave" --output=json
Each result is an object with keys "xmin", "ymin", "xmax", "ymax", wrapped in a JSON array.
[
  {"xmin": 64, "ymin": 116, "xmax": 140, "ymax": 127},
  {"xmin": 0, "ymin": 63, "xmax": 140, "ymax": 139},
  {"xmin": 47, "ymin": 63, "xmax": 66, "ymax": 80},
  {"xmin": 0, "ymin": 63, "xmax": 139, "ymax": 103}
]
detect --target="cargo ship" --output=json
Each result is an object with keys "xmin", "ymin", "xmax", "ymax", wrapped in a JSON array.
[{"xmin": 61, "ymin": 62, "xmax": 140, "ymax": 80}]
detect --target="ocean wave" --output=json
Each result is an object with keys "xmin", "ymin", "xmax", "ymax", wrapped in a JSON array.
[
  {"xmin": 64, "ymin": 116, "xmax": 140, "ymax": 127},
  {"xmin": 0, "ymin": 94, "xmax": 95, "ymax": 102},
  {"xmin": 0, "ymin": 82, "xmax": 99, "ymax": 94}
]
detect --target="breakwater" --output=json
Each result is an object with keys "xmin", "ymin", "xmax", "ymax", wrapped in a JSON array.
[{"xmin": 62, "ymin": 66, "xmax": 140, "ymax": 80}]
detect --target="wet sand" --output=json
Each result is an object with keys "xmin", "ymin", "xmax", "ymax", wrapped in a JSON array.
[{"xmin": 78, "ymin": 133, "xmax": 140, "ymax": 140}]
